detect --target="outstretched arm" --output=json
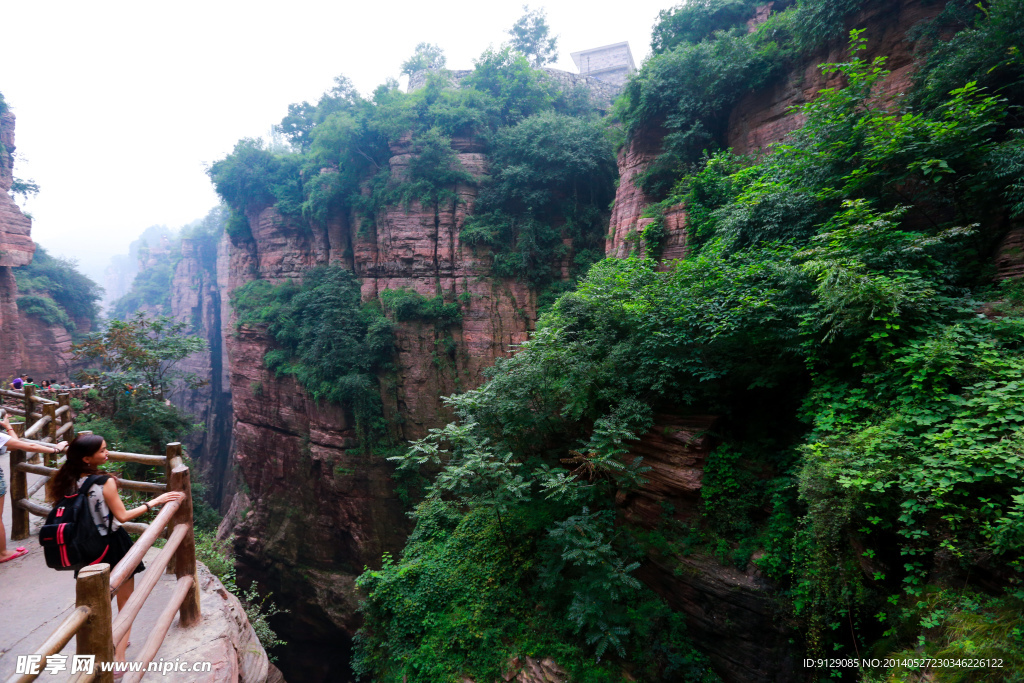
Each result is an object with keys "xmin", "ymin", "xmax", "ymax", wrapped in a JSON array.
[
  {"xmin": 100, "ymin": 478, "xmax": 186, "ymax": 524},
  {"xmin": 1, "ymin": 414, "xmax": 67, "ymax": 454}
]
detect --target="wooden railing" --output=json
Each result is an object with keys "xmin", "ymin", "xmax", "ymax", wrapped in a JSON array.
[{"xmin": 3, "ymin": 393, "xmax": 200, "ymax": 683}]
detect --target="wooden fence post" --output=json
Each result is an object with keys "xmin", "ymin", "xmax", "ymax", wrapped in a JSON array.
[
  {"xmin": 10, "ymin": 421, "xmax": 29, "ymax": 541},
  {"xmin": 169, "ymin": 465, "xmax": 201, "ymax": 627},
  {"xmin": 43, "ymin": 403, "xmax": 57, "ymax": 467},
  {"xmin": 24, "ymin": 385, "xmax": 39, "ymax": 464},
  {"xmin": 58, "ymin": 392, "xmax": 73, "ymax": 440},
  {"xmin": 164, "ymin": 442, "xmax": 181, "ymax": 487},
  {"xmin": 23, "ymin": 383, "xmax": 34, "ymax": 416},
  {"xmin": 76, "ymin": 563, "xmax": 115, "ymax": 683},
  {"xmin": 164, "ymin": 443, "xmax": 183, "ymax": 573}
]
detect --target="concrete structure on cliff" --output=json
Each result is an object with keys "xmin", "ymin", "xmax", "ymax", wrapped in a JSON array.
[{"xmin": 570, "ymin": 42, "xmax": 635, "ymax": 87}]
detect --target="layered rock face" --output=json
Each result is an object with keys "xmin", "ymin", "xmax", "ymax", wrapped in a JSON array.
[
  {"xmin": 0, "ymin": 112, "xmax": 34, "ymax": 374},
  {"xmin": 16, "ymin": 312, "xmax": 72, "ymax": 379},
  {"xmin": 606, "ymin": 0, "xmax": 948, "ymax": 266},
  {"xmin": 169, "ymin": 235, "xmax": 235, "ymax": 511},
  {"xmin": 225, "ymin": 139, "xmax": 545, "ymax": 681}
]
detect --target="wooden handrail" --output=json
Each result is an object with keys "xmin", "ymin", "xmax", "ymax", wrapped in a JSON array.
[
  {"xmin": 4, "ymin": 606, "xmax": 93, "ymax": 683},
  {"xmin": 108, "ymin": 500, "xmax": 181, "ymax": 594},
  {"xmin": 168, "ymin": 464, "xmax": 201, "ymax": 626},
  {"xmin": 0, "ymin": 406, "xmax": 42, "ymax": 419},
  {"xmin": 21, "ymin": 413, "xmax": 51, "ymax": 440},
  {"xmin": 111, "ymin": 524, "xmax": 188, "ymax": 645},
  {"xmin": 0, "ymin": 388, "xmax": 59, "ymax": 404},
  {"xmin": 14, "ymin": 498, "xmax": 50, "ymax": 517},
  {"xmin": 9, "ymin": 422, "xmax": 28, "ymax": 540},
  {"xmin": 55, "ymin": 404, "xmax": 71, "ymax": 417},
  {"xmin": 107, "ymin": 451, "xmax": 167, "ymax": 466},
  {"xmin": 121, "ymin": 576, "xmax": 195, "ymax": 683},
  {"xmin": 121, "ymin": 521, "xmax": 149, "ymax": 534},
  {"xmin": 12, "ymin": 463, "xmax": 167, "ymax": 494},
  {"xmin": 56, "ymin": 421, "xmax": 74, "ymax": 437},
  {"xmin": 22, "ymin": 415, "xmax": 51, "ymax": 439}
]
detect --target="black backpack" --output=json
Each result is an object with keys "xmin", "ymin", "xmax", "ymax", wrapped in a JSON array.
[{"xmin": 40, "ymin": 474, "xmax": 113, "ymax": 571}]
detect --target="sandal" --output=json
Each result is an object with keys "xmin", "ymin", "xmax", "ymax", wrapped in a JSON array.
[{"xmin": 0, "ymin": 547, "xmax": 29, "ymax": 563}]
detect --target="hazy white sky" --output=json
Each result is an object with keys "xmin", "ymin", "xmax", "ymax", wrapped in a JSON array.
[{"xmin": 3, "ymin": 0, "xmax": 672, "ymax": 285}]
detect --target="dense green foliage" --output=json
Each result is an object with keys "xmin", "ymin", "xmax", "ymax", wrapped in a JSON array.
[
  {"xmin": 231, "ymin": 265, "xmax": 395, "ymax": 438},
  {"xmin": 379, "ymin": 287, "xmax": 461, "ymax": 327},
  {"xmin": 650, "ymin": 0, "xmax": 766, "ymax": 54},
  {"xmin": 14, "ymin": 244, "xmax": 103, "ymax": 331},
  {"xmin": 621, "ymin": 0, "xmax": 877, "ymax": 196},
  {"xmin": 110, "ymin": 258, "xmax": 173, "ymax": 319},
  {"xmin": 356, "ymin": 14, "xmax": 1024, "ymax": 679},
  {"xmin": 401, "ymin": 43, "xmax": 447, "ymax": 77},
  {"xmin": 462, "ymin": 111, "xmax": 615, "ymax": 286},
  {"xmin": 209, "ymin": 40, "xmax": 613, "ymax": 287}
]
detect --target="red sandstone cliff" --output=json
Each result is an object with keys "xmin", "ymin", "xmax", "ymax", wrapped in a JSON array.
[
  {"xmin": 16, "ymin": 312, "xmax": 73, "ymax": 379},
  {"xmin": 224, "ymin": 139, "xmax": 547, "ymax": 681},
  {"xmin": 0, "ymin": 112, "xmax": 35, "ymax": 375}
]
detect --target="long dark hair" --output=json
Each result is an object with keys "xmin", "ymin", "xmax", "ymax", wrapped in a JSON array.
[{"xmin": 47, "ymin": 434, "xmax": 110, "ymax": 502}]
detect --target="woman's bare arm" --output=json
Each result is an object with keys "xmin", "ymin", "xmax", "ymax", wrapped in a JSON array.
[{"xmin": 100, "ymin": 479, "xmax": 186, "ymax": 523}]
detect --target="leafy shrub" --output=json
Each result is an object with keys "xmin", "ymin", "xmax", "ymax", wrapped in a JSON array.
[
  {"xmin": 651, "ymin": 0, "xmax": 764, "ymax": 54},
  {"xmin": 16, "ymin": 294, "xmax": 74, "ymax": 331},
  {"xmin": 13, "ymin": 245, "xmax": 102, "ymax": 329},
  {"xmin": 620, "ymin": 0, "xmax": 879, "ymax": 196},
  {"xmin": 110, "ymin": 259, "xmax": 174, "ymax": 319},
  {"xmin": 231, "ymin": 266, "xmax": 394, "ymax": 439},
  {"xmin": 207, "ymin": 138, "xmax": 304, "ymax": 217},
  {"xmin": 379, "ymin": 287, "xmax": 461, "ymax": 326}
]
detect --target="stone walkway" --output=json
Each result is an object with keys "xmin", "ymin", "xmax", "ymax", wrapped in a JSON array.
[{"xmin": 1, "ymin": 452, "xmax": 179, "ymax": 682}]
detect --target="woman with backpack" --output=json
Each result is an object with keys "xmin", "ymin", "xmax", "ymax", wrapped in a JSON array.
[
  {"xmin": 46, "ymin": 434, "xmax": 184, "ymax": 669},
  {"xmin": 0, "ymin": 411, "xmax": 69, "ymax": 563}
]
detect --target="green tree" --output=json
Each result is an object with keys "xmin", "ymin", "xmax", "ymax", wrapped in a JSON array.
[
  {"xmin": 507, "ymin": 5, "xmax": 559, "ymax": 67},
  {"xmin": 74, "ymin": 313, "xmax": 207, "ymax": 398},
  {"xmin": 73, "ymin": 314, "xmax": 206, "ymax": 451},
  {"xmin": 401, "ymin": 42, "xmax": 447, "ymax": 77}
]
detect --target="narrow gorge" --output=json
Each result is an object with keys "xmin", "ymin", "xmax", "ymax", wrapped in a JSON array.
[{"xmin": 6, "ymin": 0, "xmax": 1024, "ymax": 681}]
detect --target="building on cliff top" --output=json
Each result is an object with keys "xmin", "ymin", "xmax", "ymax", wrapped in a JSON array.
[{"xmin": 570, "ymin": 42, "xmax": 635, "ymax": 87}]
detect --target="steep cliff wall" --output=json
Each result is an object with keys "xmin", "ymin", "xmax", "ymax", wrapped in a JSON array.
[
  {"xmin": 16, "ymin": 312, "xmax": 72, "ymax": 379},
  {"xmin": 225, "ymin": 140, "xmax": 548, "ymax": 681},
  {"xmin": 0, "ymin": 112, "xmax": 34, "ymax": 375},
  {"xmin": 169, "ymin": 235, "xmax": 235, "ymax": 511}
]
